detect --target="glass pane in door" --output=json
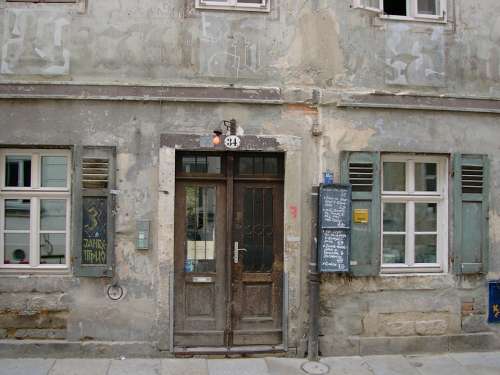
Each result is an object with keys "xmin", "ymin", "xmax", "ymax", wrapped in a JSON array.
[
  {"xmin": 185, "ymin": 186, "xmax": 216, "ymax": 272},
  {"xmin": 242, "ymin": 188, "xmax": 273, "ymax": 272}
]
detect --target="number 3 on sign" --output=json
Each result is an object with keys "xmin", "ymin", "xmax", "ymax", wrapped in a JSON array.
[{"xmin": 224, "ymin": 135, "xmax": 241, "ymax": 149}]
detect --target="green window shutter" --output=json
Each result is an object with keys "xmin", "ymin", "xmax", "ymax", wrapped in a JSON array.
[
  {"xmin": 453, "ymin": 154, "xmax": 489, "ymax": 275},
  {"xmin": 340, "ymin": 151, "xmax": 381, "ymax": 276},
  {"xmin": 73, "ymin": 146, "xmax": 117, "ymax": 277}
]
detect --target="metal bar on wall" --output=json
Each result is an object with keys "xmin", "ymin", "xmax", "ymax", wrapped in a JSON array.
[
  {"xmin": 282, "ymin": 272, "xmax": 289, "ymax": 351},
  {"xmin": 169, "ymin": 270, "xmax": 175, "ymax": 353}
]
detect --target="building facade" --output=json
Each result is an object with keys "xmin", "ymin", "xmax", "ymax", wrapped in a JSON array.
[{"xmin": 0, "ymin": 0, "xmax": 500, "ymax": 357}]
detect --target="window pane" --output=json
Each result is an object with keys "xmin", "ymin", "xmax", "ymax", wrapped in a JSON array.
[
  {"xmin": 417, "ymin": 0, "xmax": 438, "ymax": 15},
  {"xmin": 185, "ymin": 186, "xmax": 216, "ymax": 273},
  {"xmin": 182, "ymin": 156, "xmax": 196, "ymax": 173},
  {"xmin": 5, "ymin": 155, "xmax": 31, "ymax": 187},
  {"xmin": 239, "ymin": 157, "xmax": 253, "ymax": 174},
  {"xmin": 206, "ymin": 156, "xmax": 221, "ymax": 174},
  {"xmin": 415, "ymin": 203, "xmax": 437, "ymax": 232},
  {"xmin": 383, "ymin": 203, "xmax": 406, "ymax": 232},
  {"xmin": 5, "ymin": 199, "xmax": 30, "ymax": 230},
  {"xmin": 415, "ymin": 163, "xmax": 437, "ymax": 192},
  {"xmin": 4, "ymin": 233, "xmax": 29, "ymax": 264},
  {"xmin": 41, "ymin": 156, "xmax": 67, "ymax": 187},
  {"xmin": 182, "ymin": 155, "xmax": 221, "ymax": 174},
  {"xmin": 40, "ymin": 233, "xmax": 66, "ymax": 264},
  {"xmin": 40, "ymin": 200, "xmax": 66, "ymax": 231},
  {"xmin": 415, "ymin": 235, "xmax": 437, "ymax": 263},
  {"xmin": 383, "ymin": 235, "xmax": 405, "ymax": 264},
  {"xmin": 243, "ymin": 188, "xmax": 274, "ymax": 272},
  {"xmin": 384, "ymin": 0, "xmax": 407, "ymax": 16},
  {"xmin": 264, "ymin": 157, "xmax": 278, "ymax": 174},
  {"xmin": 237, "ymin": 0, "xmax": 263, "ymax": 3},
  {"xmin": 254, "ymin": 156, "xmax": 264, "ymax": 174},
  {"xmin": 383, "ymin": 162, "xmax": 406, "ymax": 191}
]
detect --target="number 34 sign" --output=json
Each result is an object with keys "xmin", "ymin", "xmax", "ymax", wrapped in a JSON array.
[{"xmin": 224, "ymin": 135, "xmax": 241, "ymax": 149}]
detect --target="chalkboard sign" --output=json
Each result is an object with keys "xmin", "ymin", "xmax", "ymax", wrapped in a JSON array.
[
  {"xmin": 318, "ymin": 184, "xmax": 352, "ymax": 273},
  {"xmin": 82, "ymin": 197, "xmax": 108, "ymax": 265}
]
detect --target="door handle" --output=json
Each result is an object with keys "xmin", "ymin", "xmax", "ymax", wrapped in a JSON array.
[{"xmin": 233, "ymin": 241, "xmax": 247, "ymax": 264}]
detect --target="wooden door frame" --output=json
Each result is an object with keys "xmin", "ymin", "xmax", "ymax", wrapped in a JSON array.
[{"xmin": 157, "ymin": 134, "xmax": 303, "ymax": 353}]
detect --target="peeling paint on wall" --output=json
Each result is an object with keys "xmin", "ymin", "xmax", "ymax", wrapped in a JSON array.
[
  {"xmin": 1, "ymin": 10, "xmax": 70, "ymax": 75},
  {"xmin": 385, "ymin": 23, "xmax": 445, "ymax": 87},
  {"xmin": 199, "ymin": 14, "xmax": 265, "ymax": 79}
]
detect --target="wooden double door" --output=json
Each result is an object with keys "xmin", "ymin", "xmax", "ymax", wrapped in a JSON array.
[{"xmin": 174, "ymin": 152, "xmax": 284, "ymax": 348}]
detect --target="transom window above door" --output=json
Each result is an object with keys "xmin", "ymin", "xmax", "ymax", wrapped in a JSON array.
[{"xmin": 176, "ymin": 152, "xmax": 284, "ymax": 179}]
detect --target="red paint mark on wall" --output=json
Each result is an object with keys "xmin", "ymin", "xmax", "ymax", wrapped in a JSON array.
[{"xmin": 289, "ymin": 205, "xmax": 298, "ymax": 219}]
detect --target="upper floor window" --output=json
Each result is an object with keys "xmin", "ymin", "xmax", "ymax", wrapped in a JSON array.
[
  {"xmin": 195, "ymin": 0, "xmax": 270, "ymax": 12},
  {"xmin": 0, "ymin": 149, "xmax": 71, "ymax": 270},
  {"xmin": 353, "ymin": 0, "xmax": 446, "ymax": 21}
]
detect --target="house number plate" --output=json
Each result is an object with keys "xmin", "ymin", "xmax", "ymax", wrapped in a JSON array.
[{"xmin": 224, "ymin": 135, "xmax": 241, "ymax": 149}]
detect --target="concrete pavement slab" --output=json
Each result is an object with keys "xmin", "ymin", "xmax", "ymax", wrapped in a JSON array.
[
  {"xmin": 0, "ymin": 358, "xmax": 55, "ymax": 375},
  {"xmin": 364, "ymin": 355, "xmax": 420, "ymax": 375},
  {"xmin": 162, "ymin": 358, "xmax": 208, "ymax": 375},
  {"xmin": 405, "ymin": 354, "xmax": 469, "ymax": 375},
  {"xmin": 321, "ymin": 356, "xmax": 374, "ymax": 375},
  {"xmin": 449, "ymin": 352, "xmax": 500, "ymax": 375},
  {"xmin": 108, "ymin": 358, "xmax": 161, "ymax": 375},
  {"xmin": 207, "ymin": 358, "xmax": 268, "ymax": 375},
  {"xmin": 49, "ymin": 359, "xmax": 110, "ymax": 375},
  {"xmin": 265, "ymin": 357, "xmax": 305, "ymax": 375}
]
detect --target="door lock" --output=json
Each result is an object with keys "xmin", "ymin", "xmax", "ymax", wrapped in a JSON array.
[{"xmin": 233, "ymin": 242, "xmax": 247, "ymax": 263}]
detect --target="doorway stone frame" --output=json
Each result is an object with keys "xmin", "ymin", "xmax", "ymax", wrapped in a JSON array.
[{"xmin": 156, "ymin": 133, "xmax": 303, "ymax": 353}]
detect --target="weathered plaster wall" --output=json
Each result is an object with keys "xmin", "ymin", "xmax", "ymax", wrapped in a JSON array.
[
  {"xmin": 0, "ymin": 0, "xmax": 499, "ymax": 96},
  {"xmin": 0, "ymin": 99, "xmax": 316, "ymax": 351},
  {"xmin": 0, "ymin": 0, "xmax": 500, "ymax": 358},
  {"xmin": 317, "ymin": 106, "xmax": 500, "ymax": 355}
]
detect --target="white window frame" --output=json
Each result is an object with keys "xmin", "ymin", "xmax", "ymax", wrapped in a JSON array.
[
  {"xmin": 380, "ymin": 154, "xmax": 448, "ymax": 274},
  {"xmin": 353, "ymin": 0, "xmax": 447, "ymax": 22},
  {"xmin": 0, "ymin": 149, "xmax": 71, "ymax": 271},
  {"xmin": 195, "ymin": 0, "xmax": 270, "ymax": 12}
]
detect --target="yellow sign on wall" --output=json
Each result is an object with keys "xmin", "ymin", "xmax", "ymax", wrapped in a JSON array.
[{"xmin": 353, "ymin": 209, "xmax": 369, "ymax": 224}]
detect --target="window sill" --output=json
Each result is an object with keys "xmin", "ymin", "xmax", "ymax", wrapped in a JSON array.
[
  {"xmin": 194, "ymin": 5, "xmax": 270, "ymax": 12},
  {"xmin": 0, "ymin": 268, "xmax": 71, "ymax": 276},
  {"xmin": 380, "ymin": 271, "xmax": 446, "ymax": 277},
  {"xmin": 379, "ymin": 14, "xmax": 447, "ymax": 24}
]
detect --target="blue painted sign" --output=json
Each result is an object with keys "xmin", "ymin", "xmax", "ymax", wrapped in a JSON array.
[{"xmin": 489, "ymin": 281, "xmax": 500, "ymax": 323}]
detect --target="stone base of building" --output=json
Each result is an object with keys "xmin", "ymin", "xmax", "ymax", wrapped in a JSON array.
[
  {"xmin": 1, "ymin": 333, "xmax": 499, "ymax": 358},
  {"xmin": 0, "ymin": 340, "xmax": 162, "ymax": 358},
  {"xmin": 319, "ymin": 332, "xmax": 500, "ymax": 356}
]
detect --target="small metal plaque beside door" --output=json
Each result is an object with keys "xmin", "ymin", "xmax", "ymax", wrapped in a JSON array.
[{"xmin": 191, "ymin": 276, "xmax": 213, "ymax": 283}]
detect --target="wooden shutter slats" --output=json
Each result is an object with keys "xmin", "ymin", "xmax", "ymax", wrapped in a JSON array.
[
  {"xmin": 73, "ymin": 146, "xmax": 116, "ymax": 278},
  {"xmin": 453, "ymin": 153, "xmax": 489, "ymax": 275},
  {"xmin": 341, "ymin": 151, "xmax": 381, "ymax": 277}
]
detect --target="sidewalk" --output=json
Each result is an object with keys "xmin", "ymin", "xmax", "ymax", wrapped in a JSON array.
[{"xmin": 1, "ymin": 351, "xmax": 500, "ymax": 375}]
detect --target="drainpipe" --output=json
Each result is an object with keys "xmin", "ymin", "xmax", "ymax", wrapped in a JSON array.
[{"xmin": 307, "ymin": 185, "xmax": 320, "ymax": 361}]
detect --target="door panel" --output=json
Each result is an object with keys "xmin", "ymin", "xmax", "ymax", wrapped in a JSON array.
[
  {"xmin": 174, "ymin": 152, "xmax": 284, "ymax": 349},
  {"xmin": 232, "ymin": 182, "xmax": 283, "ymax": 345},
  {"xmin": 174, "ymin": 181, "xmax": 226, "ymax": 346}
]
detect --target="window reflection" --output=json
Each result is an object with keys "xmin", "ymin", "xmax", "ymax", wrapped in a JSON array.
[
  {"xmin": 182, "ymin": 155, "xmax": 221, "ymax": 174},
  {"xmin": 185, "ymin": 186, "xmax": 216, "ymax": 272},
  {"xmin": 5, "ymin": 156, "xmax": 31, "ymax": 187}
]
